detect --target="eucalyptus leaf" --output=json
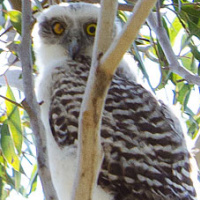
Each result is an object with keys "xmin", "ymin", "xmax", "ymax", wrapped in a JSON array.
[
  {"xmin": 29, "ymin": 164, "xmax": 38, "ymax": 194},
  {"xmin": 14, "ymin": 170, "xmax": 21, "ymax": 192},
  {"xmin": 7, "ymin": 10, "xmax": 22, "ymax": 35},
  {"xmin": 1, "ymin": 123, "xmax": 20, "ymax": 172},
  {"xmin": 5, "ymin": 85, "xmax": 23, "ymax": 155},
  {"xmin": 169, "ymin": 17, "xmax": 182, "ymax": 47}
]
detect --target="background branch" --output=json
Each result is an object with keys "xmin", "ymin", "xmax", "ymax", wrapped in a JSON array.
[
  {"xmin": 8, "ymin": 0, "xmax": 22, "ymax": 11},
  {"xmin": 0, "ymin": 94, "xmax": 23, "ymax": 108},
  {"xmin": 19, "ymin": 1, "xmax": 58, "ymax": 200},
  {"xmin": 147, "ymin": 10, "xmax": 200, "ymax": 168},
  {"xmin": 147, "ymin": 13, "xmax": 200, "ymax": 86},
  {"xmin": 0, "ymin": 68, "xmax": 23, "ymax": 91}
]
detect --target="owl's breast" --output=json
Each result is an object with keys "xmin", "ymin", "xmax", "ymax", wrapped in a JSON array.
[
  {"xmin": 48, "ymin": 62, "xmax": 197, "ymax": 200},
  {"xmin": 49, "ymin": 62, "xmax": 89, "ymax": 146}
]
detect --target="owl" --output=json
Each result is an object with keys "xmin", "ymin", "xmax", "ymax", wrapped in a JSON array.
[{"xmin": 33, "ymin": 2, "xmax": 198, "ymax": 200}]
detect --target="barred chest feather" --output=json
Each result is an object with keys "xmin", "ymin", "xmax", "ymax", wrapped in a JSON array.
[{"xmin": 48, "ymin": 58, "xmax": 197, "ymax": 200}]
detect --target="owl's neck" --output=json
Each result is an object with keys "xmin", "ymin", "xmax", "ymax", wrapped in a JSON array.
[
  {"xmin": 34, "ymin": 43, "xmax": 66, "ymax": 71},
  {"xmin": 35, "ymin": 42, "xmax": 92, "ymax": 74}
]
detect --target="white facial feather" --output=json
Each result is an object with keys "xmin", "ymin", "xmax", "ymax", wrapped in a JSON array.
[{"xmin": 33, "ymin": 3, "xmax": 99, "ymax": 71}]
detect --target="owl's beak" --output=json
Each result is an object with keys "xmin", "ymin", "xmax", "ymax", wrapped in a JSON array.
[{"xmin": 68, "ymin": 38, "xmax": 80, "ymax": 60}]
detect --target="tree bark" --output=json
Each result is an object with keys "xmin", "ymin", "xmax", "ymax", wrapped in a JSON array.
[
  {"xmin": 8, "ymin": 0, "xmax": 22, "ymax": 11},
  {"xmin": 19, "ymin": 1, "xmax": 58, "ymax": 200},
  {"xmin": 147, "ymin": 13, "xmax": 200, "ymax": 86}
]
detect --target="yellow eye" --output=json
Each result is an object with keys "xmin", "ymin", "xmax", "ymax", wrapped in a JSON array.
[
  {"xmin": 86, "ymin": 23, "xmax": 97, "ymax": 36},
  {"xmin": 52, "ymin": 22, "xmax": 65, "ymax": 35}
]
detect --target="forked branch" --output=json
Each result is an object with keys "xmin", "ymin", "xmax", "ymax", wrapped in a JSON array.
[
  {"xmin": 73, "ymin": 0, "xmax": 157, "ymax": 200},
  {"xmin": 147, "ymin": 12, "xmax": 200, "ymax": 86},
  {"xmin": 72, "ymin": 2, "xmax": 118, "ymax": 200}
]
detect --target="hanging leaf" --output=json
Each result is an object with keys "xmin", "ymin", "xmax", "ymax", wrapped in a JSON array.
[
  {"xmin": 186, "ymin": 108, "xmax": 200, "ymax": 138},
  {"xmin": 171, "ymin": 72, "xmax": 184, "ymax": 85},
  {"xmin": 0, "ymin": 177, "xmax": 10, "ymax": 200},
  {"xmin": 176, "ymin": 83, "xmax": 192, "ymax": 109},
  {"xmin": 7, "ymin": 10, "xmax": 22, "ymax": 35},
  {"xmin": 32, "ymin": 0, "xmax": 43, "ymax": 11},
  {"xmin": 28, "ymin": 163, "xmax": 38, "ymax": 194},
  {"xmin": 1, "ymin": 123, "xmax": 20, "ymax": 172},
  {"xmin": 132, "ymin": 42, "xmax": 155, "ymax": 92},
  {"xmin": 0, "ymin": 163, "xmax": 15, "ymax": 189},
  {"xmin": 180, "ymin": 52, "xmax": 197, "ymax": 73},
  {"xmin": 188, "ymin": 43, "xmax": 200, "ymax": 62},
  {"xmin": 169, "ymin": 17, "xmax": 183, "ymax": 47},
  {"xmin": 157, "ymin": 69, "xmax": 171, "ymax": 90},
  {"xmin": 5, "ymin": 85, "xmax": 23, "ymax": 155},
  {"xmin": 181, "ymin": 4, "xmax": 200, "ymax": 22},
  {"xmin": 14, "ymin": 170, "xmax": 21, "ymax": 192},
  {"xmin": 117, "ymin": 10, "xmax": 128, "ymax": 23}
]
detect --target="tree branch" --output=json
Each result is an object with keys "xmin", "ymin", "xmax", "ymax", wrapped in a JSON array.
[
  {"xmin": 147, "ymin": 9, "xmax": 200, "ymax": 169},
  {"xmin": 0, "ymin": 68, "xmax": 23, "ymax": 91},
  {"xmin": 19, "ymin": 1, "xmax": 58, "ymax": 200},
  {"xmin": 0, "ymin": 94, "xmax": 23, "ymax": 108},
  {"xmin": 147, "ymin": 12, "xmax": 200, "ymax": 86},
  {"xmin": 100, "ymin": 0, "xmax": 157, "ymax": 75},
  {"xmin": 8, "ymin": 0, "xmax": 22, "ymax": 11},
  {"xmin": 72, "ymin": 2, "xmax": 118, "ymax": 200},
  {"xmin": 92, "ymin": 1, "xmax": 118, "ymax": 63},
  {"xmin": 72, "ymin": 0, "xmax": 157, "ymax": 200}
]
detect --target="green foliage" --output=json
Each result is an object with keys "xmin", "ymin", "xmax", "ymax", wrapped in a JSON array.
[
  {"xmin": 1, "ymin": 123, "xmax": 20, "ymax": 171},
  {"xmin": 128, "ymin": 0, "xmax": 200, "ymax": 137},
  {"xmin": 0, "ymin": 1, "xmax": 43, "ymax": 198},
  {"xmin": 29, "ymin": 164, "xmax": 38, "ymax": 194},
  {"xmin": 5, "ymin": 85, "xmax": 23, "ymax": 155},
  {"xmin": 0, "ymin": 86, "xmax": 37, "ymax": 199},
  {"xmin": 0, "ymin": 0, "xmax": 199, "ymax": 199},
  {"xmin": 7, "ymin": 10, "xmax": 22, "ymax": 35}
]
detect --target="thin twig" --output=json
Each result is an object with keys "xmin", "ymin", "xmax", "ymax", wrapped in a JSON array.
[
  {"xmin": 156, "ymin": 0, "xmax": 162, "ymax": 27},
  {"xmin": 0, "ymin": 94, "xmax": 23, "ymax": 109},
  {"xmin": 0, "ymin": 26, "xmax": 13, "ymax": 38}
]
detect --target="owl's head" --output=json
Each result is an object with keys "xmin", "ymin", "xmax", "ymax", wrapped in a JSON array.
[{"xmin": 33, "ymin": 3, "xmax": 120, "ymax": 70}]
